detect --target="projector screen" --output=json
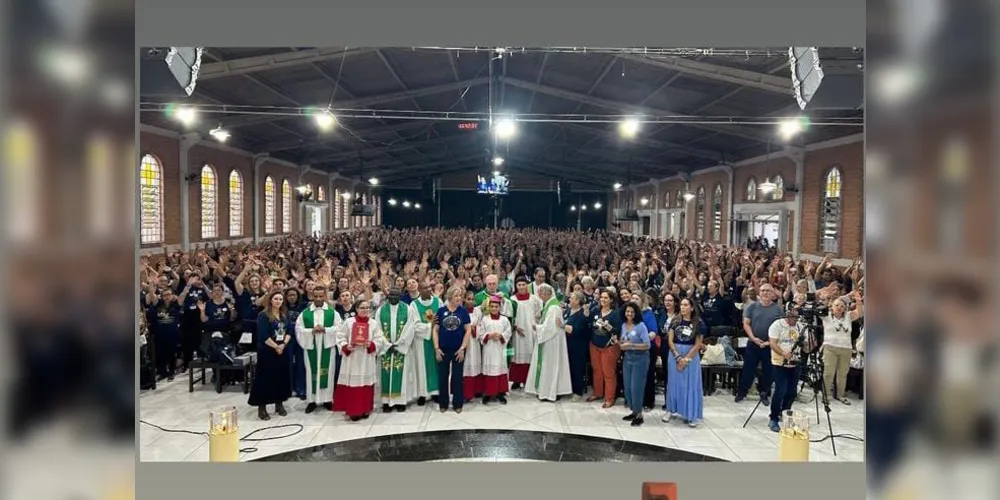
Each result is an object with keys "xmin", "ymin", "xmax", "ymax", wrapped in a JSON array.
[{"xmin": 477, "ymin": 173, "xmax": 509, "ymax": 195}]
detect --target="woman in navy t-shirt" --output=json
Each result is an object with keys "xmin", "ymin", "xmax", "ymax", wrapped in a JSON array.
[{"xmin": 433, "ymin": 286, "xmax": 472, "ymax": 413}]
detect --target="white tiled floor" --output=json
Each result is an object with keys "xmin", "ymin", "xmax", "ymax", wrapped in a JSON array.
[{"xmin": 139, "ymin": 376, "xmax": 865, "ymax": 463}]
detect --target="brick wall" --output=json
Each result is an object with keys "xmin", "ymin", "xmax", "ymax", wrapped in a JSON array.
[
  {"xmin": 732, "ymin": 156, "xmax": 796, "ymax": 204},
  {"xmin": 798, "ymin": 142, "xmax": 864, "ymax": 257},
  {"xmin": 186, "ymin": 144, "xmax": 253, "ymax": 243}
]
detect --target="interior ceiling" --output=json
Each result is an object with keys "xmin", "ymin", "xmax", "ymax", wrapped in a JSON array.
[{"xmin": 140, "ymin": 47, "xmax": 864, "ymax": 189}]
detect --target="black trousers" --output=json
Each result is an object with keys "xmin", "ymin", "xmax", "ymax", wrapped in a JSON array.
[
  {"xmin": 179, "ymin": 321, "xmax": 201, "ymax": 369},
  {"xmin": 437, "ymin": 350, "xmax": 465, "ymax": 410},
  {"xmin": 568, "ymin": 341, "xmax": 589, "ymax": 396}
]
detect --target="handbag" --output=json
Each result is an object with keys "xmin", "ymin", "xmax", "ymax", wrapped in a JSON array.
[
  {"xmin": 850, "ymin": 353, "xmax": 864, "ymax": 370},
  {"xmin": 701, "ymin": 344, "xmax": 726, "ymax": 366}
]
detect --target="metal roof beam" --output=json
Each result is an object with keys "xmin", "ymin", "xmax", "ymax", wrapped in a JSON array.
[
  {"xmin": 220, "ymin": 77, "xmax": 492, "ymax": 129},
  {"xmin": 618, "ymin": 54, "xmax": 792, "ymax": 95},
  {"xmin": 198, "ymin": 47, "xmax": 378, "ymax": 80},
  {"xmin": 503, "ymin": 78, "xmax": 771, "ymax": 143}
]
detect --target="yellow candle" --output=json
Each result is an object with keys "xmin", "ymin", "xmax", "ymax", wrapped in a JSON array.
[
  {"xmin": 208, "ymin": 428, "xmax": 240, "ymax": 462},
  {"xmin": 778, "ymin": 428, "xmax": 810, "ymax": 462}
]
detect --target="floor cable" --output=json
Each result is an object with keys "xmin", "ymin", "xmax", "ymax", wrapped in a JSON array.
[{"xmin": 139, "ymin": 419, "xmax": 304, "ymax": 455}]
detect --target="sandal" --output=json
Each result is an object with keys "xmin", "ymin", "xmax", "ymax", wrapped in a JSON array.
[{"xmin": 839, "ymin": 397, "xmax": 851, "ymax": 406}]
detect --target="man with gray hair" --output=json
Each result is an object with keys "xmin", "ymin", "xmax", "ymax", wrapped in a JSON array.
[{"xmin": 526, "ymin": 284, "xmax": 572, "ymax": 401}]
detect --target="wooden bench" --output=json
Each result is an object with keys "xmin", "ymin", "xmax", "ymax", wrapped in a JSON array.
[{"xmin": 188, "ymin": 358, "xmax": 255, "ymax": 394}]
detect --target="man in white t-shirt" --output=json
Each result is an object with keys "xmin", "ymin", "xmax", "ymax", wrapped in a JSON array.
[{"xmin": 766, "ymin": 308, "xmax": 802, "ymax": 433}]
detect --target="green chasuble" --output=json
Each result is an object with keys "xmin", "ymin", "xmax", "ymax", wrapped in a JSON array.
[
  {"xmin": 301, "ymin": 307, "xmax": 335, "ymax": 397},
  {"xmin": 534, "ymin": 297, "xmax": 563, "ymax": 390},
  {"xmin": 379, "ymin": 302, "xmax": 409, "ymax": 398},
  {"xmin": 413, "ymin": 297, "xmax": 441, "ymax": 393}
]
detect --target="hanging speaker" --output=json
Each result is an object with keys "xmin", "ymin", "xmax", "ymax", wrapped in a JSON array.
[
  {"xmin": 140, "ymin": 47, "xmax": 204, "ymax": 98},
  {"xmin": 789, "ymin": 47, "xmax": 864, "ymax": 111}
]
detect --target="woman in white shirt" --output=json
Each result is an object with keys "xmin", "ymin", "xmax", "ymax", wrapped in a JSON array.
[{"xmin": 821, "ymin": 294, "xmax": 863, "ymax": 405}]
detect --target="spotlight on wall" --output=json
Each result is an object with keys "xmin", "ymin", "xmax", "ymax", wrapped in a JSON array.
[
  {"xmin": 494, "ymin": 118, "xmax": 516, "ymax": 140},
  {"xmin": 618, "ymin": 117, "xmax": 640, "ymax": 138},
  {"xmin": 209, "ymin": 126, "xmax": 230, "ymax": 143},
  {"xmin": 368, "ymin": 177, "xmax": 379, "ymax": 186},
  {"xmin": 640, "ymin": 197, "xmax": 650, "ymax": 206},
  {"xmin": 402, "ymin": 200, "xmax": 411, "ymax": 208},
  {"xmin": 387, "ymin": 198, "xmax": 398, "ymax": 206},
  {"xmin": 313, "ymin": 109, "xmax": 336, "ymax": 131}
]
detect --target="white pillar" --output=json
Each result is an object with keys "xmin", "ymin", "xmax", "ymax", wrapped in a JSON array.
[
  {"xmin": 178, "ymin": 133, "xmax": 200, "ymax": 251},
  {"xmin": 786, "ymin": 146, "xmax": 806, "ymax": 256}
]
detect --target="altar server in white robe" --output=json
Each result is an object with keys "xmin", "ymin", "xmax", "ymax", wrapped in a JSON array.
[
  {"xmin": 294, "ymin": 284, "xmax": 342, "ymax": 413},
  {"xmin": 462, "ymin": 290, "xmax": 485, "ymax": 401},
  {"xmin": 377, "ymin": 286, "xmax": 418, "ymax": 412},
  {"xmin": 510, "ymin": 277, "xmax": 542, "ymax": 389},
  {"xmin": 479, "ymin": 295, "xmax": 513, "ymax": 404},
  {"xmin": 407, "ymin": 283, "xmax": 442, "ymax": 405},
  {"xmin": 526, "ymin": 284, "xmax": 573, "ymax": 402},
  {"xmin": 333, "ymin": 298, "xmax": 389, "ymax": 421}
]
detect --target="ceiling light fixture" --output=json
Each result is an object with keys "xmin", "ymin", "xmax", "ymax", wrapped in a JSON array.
[
  {"xmin": 341, "ymin": 192, "xmax": 352, "ymax": 200},
  {"xmin": 402, "ymin": 200, "xmax": 411, "ymax": 208},
  {"xmin": 640, "ymin": 197, "xmax": 649, "ymax": 206},
  {"xmin": 492, "ymin": 156, "xmax": 504, "ymax": 167},
  {"xmin": 368, "ymin": 177, "xmax": 379, "ymax": 185},
  {"xmin": 388, "ymin": 198, "xmax": 398, "ymax": 206},
  {"xmin": 313, "ymin": 109, "xmax": 336, "ymax": 131},
  {"xmin": 494, "ymin": 118, "xmax": 516, "ymax": 140},
  {"xmin": 613, "ymin": 182, "xmax": 623, "ymax": 190},
  {"xmin": 173, "ymin": 106, "xmax": 198, "ymax": 127},
  {"xmin": 683, "ymin": 192, "xmax": 695, "ymax": 202},
  {"xmin": 569, "ymin": 205, "xmax": 576, "ymax": 211},
  {"xmin": 619, "ymin": 117, "xmax": 640, "ymax": 138},
  {"xmin": 209, "ymin": 126, "xmax": 230, "ymax": 143},
  {"xmin": 759, "ymin": 178, "xmax": 777, "ymax": 194},
  {"xmin": 777, "ymin": 117, "xmax": 807, "ymax": 141},
  {"xmin": 414, "ymin": 203, "xmax": 422, "ymax": 209},
  {"xmin": 593, "ymin": 202, "xmax": 602, "ymax": 209}
]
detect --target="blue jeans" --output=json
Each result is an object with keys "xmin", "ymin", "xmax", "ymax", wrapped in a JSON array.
[
  {"xmin": 769, "ymin": 364, "xmax": 801, "ymax": 422},
  {"xmin": 622, "ymin": 351, "xmax": 650, "ymax": 415},
  {"xmin": 437, "ymin": 350, "xmax": 465, "ymax": 410}
]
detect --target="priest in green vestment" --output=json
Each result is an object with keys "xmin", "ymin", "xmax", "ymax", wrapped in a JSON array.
[
  {"xmin": 376, "ymin": 287, "xmax": 418, "ymax": 412},
  {"xmin": 294, "ymin": 284, "xmax": 342, "ymax": 413}
]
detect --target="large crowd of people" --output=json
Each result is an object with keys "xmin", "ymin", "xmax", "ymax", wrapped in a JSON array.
[{"xmin": 139, "ymin": 228, "xmax": 864, "ymax": 431}]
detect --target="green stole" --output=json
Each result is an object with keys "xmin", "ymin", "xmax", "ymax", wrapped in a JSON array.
[
  {"xmin": 378, "ymin": 302, "xmax": 408, "ymax": 397},
  {"xmin": 534, "ymin": 297, "xmax": 563, "ymax": 390},
  {"xmin": 413, "ymin": 297, "xmax": 441, "ymax": 393},
  {"xmin": 301, "ymin": 307, "xmax": 335, "ymax": 397},
  {"xmin": 474, "ymin": 289, "xmax": 508, "ymax": 308}
]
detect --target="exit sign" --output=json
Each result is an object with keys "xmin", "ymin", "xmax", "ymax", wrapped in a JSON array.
[{"xmin": 458, "ymin": 122, "xmax": 479, "ymax": 130}]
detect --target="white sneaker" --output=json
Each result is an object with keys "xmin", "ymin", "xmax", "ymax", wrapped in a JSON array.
[
  {"xmin": 687, "ymin": 420, "xmax": 699, "ymax": 428},
  {"xmin": 661, "ymin": 413, "xmax": 674, "ymax": 423}
]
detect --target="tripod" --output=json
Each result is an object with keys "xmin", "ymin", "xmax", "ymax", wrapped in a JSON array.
[{"xmin": 741, "ymin": 353, "xmax": 839, "ymax": 457}]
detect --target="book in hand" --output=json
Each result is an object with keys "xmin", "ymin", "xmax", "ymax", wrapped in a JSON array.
[{"xmin": 351, "ymin": 322, "xmax": 370, "ymax": 346}]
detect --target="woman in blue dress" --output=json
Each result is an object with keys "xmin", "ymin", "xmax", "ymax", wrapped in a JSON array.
[
  {"xmin": 654, "ymin": 292, "xmax": 679, "ymax": 406},
  {"xmin": 663, "ymin": 297, "xmax": 707, "ymax": 427},
  {"xmin": 248, "ymin": 290, "xmax": 293, "ymax": 420},
  {"xmin": 563, "ymin": 292, "xmax": 592, "ymax": 401},
  {"xmin": 638, "ymin": 292, "xmax": 659, "ymax": 410}
]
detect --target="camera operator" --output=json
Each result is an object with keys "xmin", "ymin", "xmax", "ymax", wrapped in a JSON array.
[
  {"xmin": 767, "ymin": 308, "xmax": 804, "ymax": 433},
  {"xmin": 820, "ymin": 292, "xmax": 863, "ymax": 405}
]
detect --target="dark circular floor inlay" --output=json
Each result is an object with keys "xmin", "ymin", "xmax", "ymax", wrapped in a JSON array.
[{"xmin": 250, "ymin": 429, "xmax": 727, "ymax": 462}]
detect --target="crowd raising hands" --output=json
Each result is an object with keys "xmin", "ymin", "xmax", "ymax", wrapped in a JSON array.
[{"xmin": 139, "ymin": 228, "xmax": 864, "ymax": 427}]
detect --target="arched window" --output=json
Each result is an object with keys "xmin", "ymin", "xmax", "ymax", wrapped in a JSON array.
[
  {"xmin": 307, "ymin": 184, "xmax": 314, "ymax": 201},
  {"xmin": 317, "ymin": 185, "xmax": 326, "ymax": 201},
  {"xmin": 362, "ymin": 194, "xmax": 369, "ymax": 227},
  {"xmin": 695, "ymin": 186, "xmax": 706, "ymax": 240},
  {"xmin": 674, "ymin": 189, "xmax": 683, "ymax": 208},
  {"xmin": 712, "ymin": 183, "xmax": 723, "ymax": 242},
  {"xmin": 746, "ymin": 178, "xmax": 758, "ymax": 202},
  {"xmin": 138, "ymin": 154, "xmax": 164, "ymax": 244},
  {"xmin": 200, "ymin": 165, "xmax": 218, "ymax": 239},
  {"xmin": 767, "ymin": 175, "xmax": 785, "ymax": 201},
  {"xmin": 334, "ymin": 189, "xmax": 341, "ymax": 228},
  {"xmin": 229, "ymin": 170, "xmax": 243, "ymax": 237},
  {"xmin": 281, "ymin": 179, "xmax": 292, "ymax": 233},
  {"xmin": 663, "ymin": 191, "xmax": 670, "ymax": 208},
  {"xmin": 264, "ymin": 176, "xmax": 276, "ymax": 234},
  {"xmin": 820, "ymin": 167, "xmax": 843, "ymax": 253}
]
